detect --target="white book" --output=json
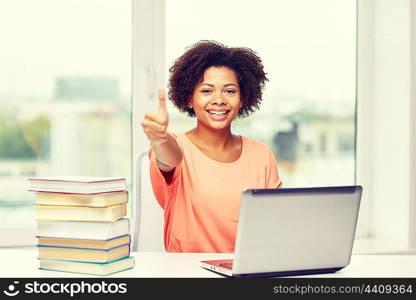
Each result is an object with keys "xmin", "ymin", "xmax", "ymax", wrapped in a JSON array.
[
  {"xmin": 39, "ymin": 256, "xmax": 135, "ymax": 276},
  {"xmin": 37, "ymin": 218, "xmax": 130, "ymax": 240},
  {"xmin": 28, "ymin": 176, "xmax": 127, "ymax": 194}
]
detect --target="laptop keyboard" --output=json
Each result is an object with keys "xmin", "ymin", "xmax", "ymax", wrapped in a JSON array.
[{"xmin": 219, "ymin": 262, "xmax": 233, "ymax": 269}]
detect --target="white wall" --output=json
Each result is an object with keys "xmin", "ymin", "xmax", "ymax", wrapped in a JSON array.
[
  {"xmin": 357, "ymin": 0, "xmax": 411, "ymax": 249},
  {"xmin": 409, "ymin": 0, "xmax": 416, "ymax": 249}
]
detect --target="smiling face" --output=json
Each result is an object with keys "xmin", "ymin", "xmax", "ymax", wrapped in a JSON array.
[{"xmin": 189, "ymin": 66, "xmax": 242, "ymax": 131}]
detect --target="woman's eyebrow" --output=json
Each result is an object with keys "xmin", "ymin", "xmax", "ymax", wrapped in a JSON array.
[{"xmin": 200, "ymin": 83, "xmax": 238, "ymax": 87}]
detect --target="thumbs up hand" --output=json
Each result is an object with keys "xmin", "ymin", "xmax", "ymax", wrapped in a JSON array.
[{"xmin": 141, "ymin": 88, "xmax": 170, "ymax": 145}]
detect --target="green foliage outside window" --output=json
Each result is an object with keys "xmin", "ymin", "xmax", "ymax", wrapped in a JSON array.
[{"xmin": 0, "ymin": 115, "xmax": 50, "ymax": 159}]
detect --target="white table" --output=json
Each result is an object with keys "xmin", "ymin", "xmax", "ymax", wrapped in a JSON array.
[{"xmin": 1, "ymin": 249, "xmax": 416, "ymax": 278}]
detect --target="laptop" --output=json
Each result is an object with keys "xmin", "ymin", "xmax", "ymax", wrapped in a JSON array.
[{"xmin": 200, "ymin": 185, "xmax": 362, "ymax": 277}]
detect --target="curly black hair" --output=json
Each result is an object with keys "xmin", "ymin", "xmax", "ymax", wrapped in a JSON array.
[{"xmin": 168, "ymin": 40, "xmax": 268, "ymax": 118}]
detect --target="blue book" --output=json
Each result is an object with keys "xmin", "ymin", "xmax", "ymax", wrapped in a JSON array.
[{"xmin": 38, "ymin": 243, "xmax": 130, "ymax": 263}]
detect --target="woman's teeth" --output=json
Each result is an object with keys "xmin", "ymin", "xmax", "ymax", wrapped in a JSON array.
[{"xmin": 208, "ymin": 111, "xmax": 228, "ymax": 115}]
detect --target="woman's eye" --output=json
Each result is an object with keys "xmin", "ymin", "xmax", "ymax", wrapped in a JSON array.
[
  {"xmin": 225, "ymin": 89, "xmax": 236, "ymax": 94},
  {"xmin": 201, "ymin": 89, "xmax": 212, "ymax": 94}
]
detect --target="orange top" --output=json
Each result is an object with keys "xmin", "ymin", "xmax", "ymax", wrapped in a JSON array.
[{"xmin": 148, "ymin": 133, "xmax": 282, "ymax": 253}]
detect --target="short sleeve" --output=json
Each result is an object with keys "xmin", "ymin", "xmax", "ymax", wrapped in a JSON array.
[
  {"xmin": 265, "ymin": 145, "xmax": 283, "ymax": 189},
  {"xmin": 148, "ymin": 139, "xmax": 182, "ymax": 209}
]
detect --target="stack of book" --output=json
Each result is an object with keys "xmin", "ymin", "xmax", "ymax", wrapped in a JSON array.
[{"xmin": 28, "ymin": 176, "xmax": 135, "ymax": 276}]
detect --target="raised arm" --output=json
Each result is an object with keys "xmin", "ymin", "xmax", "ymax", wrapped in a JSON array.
[{"xmin": 141, "ymin": 88, "xmax": 183, "ymax": 173}]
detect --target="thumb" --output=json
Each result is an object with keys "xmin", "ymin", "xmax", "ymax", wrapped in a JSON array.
[{"xmin": 158, "ymin": 88, "xmax": 167, "ymax": 112}]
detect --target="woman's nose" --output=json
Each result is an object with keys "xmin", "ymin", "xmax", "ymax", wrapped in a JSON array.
[{"xmin": 211, "ymin": 91, "xmax": 226, "ymax": 105}]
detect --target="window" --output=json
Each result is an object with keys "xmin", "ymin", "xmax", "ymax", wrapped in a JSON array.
[
  {"xmin": 0, "ymin": 0, "xmax": 132, "ymax": 246},
  {"xmin": 5, "ymin": 0, "xmax": 410, "ymax": 253},
  {"xmin": 132, "ymin": 0, "xmax": 358, "ymax": 251},
  {"xmin": 355, "ymin": 0, "xmax": 415, "ymax": 252},
  {"xmin": 164, "ymin": 0, "xmax": 356, "ymax": 188}
]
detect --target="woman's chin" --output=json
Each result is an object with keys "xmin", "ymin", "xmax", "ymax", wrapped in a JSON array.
[
  {"xmin": 208, "ymin": 120, "xmax": 233, "ymax": 131},
  {"xmin": 197, "ymin": 120, "xmax": 231, "ymax": 131}
]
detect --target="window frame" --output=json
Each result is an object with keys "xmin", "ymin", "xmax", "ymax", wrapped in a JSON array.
[
  {"xmin": 356, "ymin": 0, "xmax": 416, "ymax": 253},
  {"xmin": 3, "ymin": 0, "xmax": 410, "ymax": 252},
  {"xmin": 131, "ymin": 0, "xmax": 165, "ymax": 249},
  {"xmin": 409, "ymin": 0, "xmax": 416, "ymax": 249}
]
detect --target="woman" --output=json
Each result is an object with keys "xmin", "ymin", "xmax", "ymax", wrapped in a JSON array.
[{"xmin": 141, "ymin": 40, "xmax": 282, "ymax": 253}]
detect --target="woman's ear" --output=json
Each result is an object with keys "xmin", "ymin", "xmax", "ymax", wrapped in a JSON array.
[{"xmin": 188, "ymin": 97, "xmax": 193, "ymax": 108}]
